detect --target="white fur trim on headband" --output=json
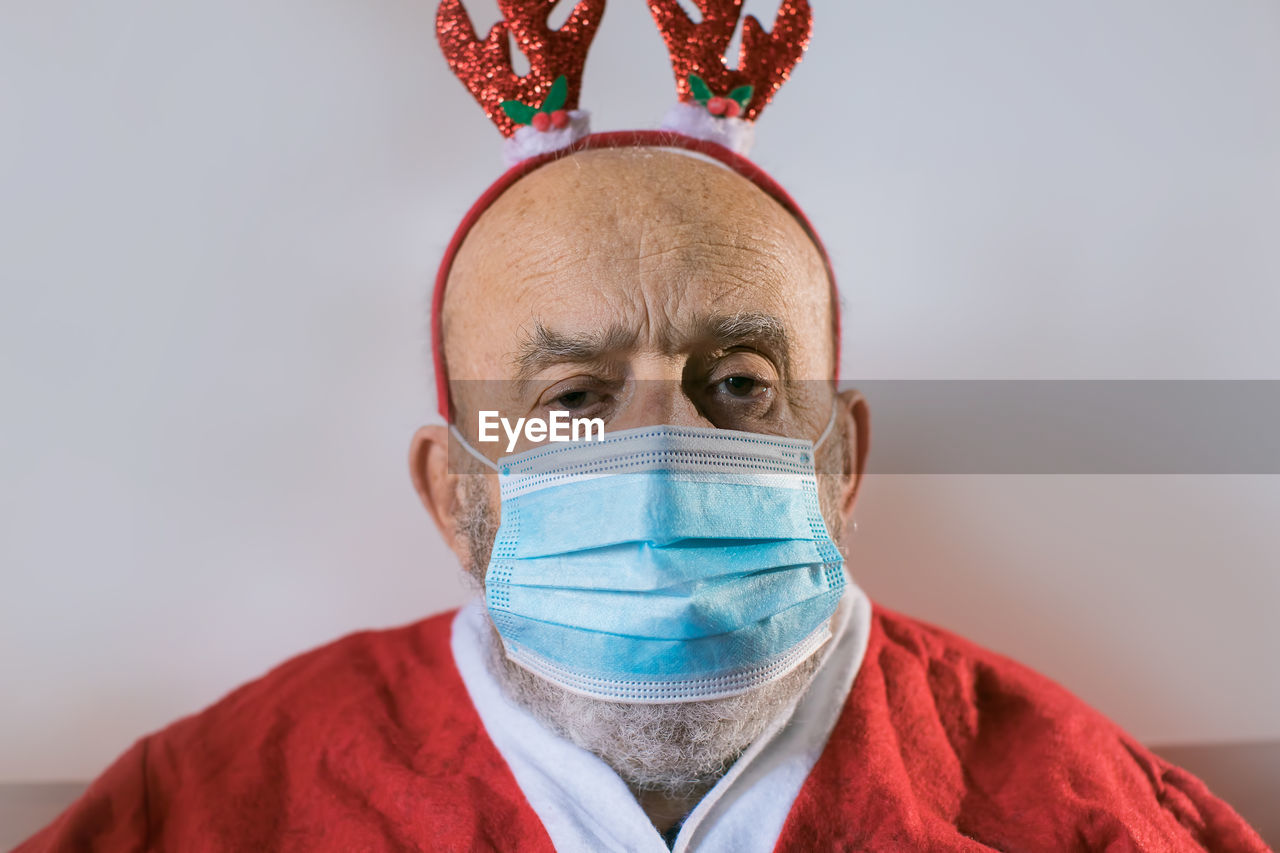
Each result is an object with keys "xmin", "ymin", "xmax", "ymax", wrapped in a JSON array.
[
  {"xmin": 502, "ymin": 110, "xmax": 592, "ymax": 167},
  {"xmin": 659, "ymin": 101, "xmax": 756, "ymax": 156}
]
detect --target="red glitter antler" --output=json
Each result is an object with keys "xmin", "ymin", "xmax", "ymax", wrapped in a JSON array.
[
  {"xmin": 648, "ymin": 0, "xmax": 812, "ymax": 121},
  {"xmin": 436, "ymin": 0, "xmax": 606, "ymax": 138}
]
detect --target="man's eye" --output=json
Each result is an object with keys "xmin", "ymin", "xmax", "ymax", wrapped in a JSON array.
[
  {"xmin": 720, "ymin": 376, "xmax": 758, "ymax": 397},
  {"xmin": 540, "ymin": 379, "xmax": 614, "ymax": 416},
  {"xmin": 701, "ymin": 371, "xmax": 775, "ymax": 428},
  {"xmin": 554, "ymin": 390, "xmax": 592, "ymax": 410}
]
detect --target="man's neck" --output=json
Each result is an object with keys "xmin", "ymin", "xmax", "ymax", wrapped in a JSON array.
[{"xmin": 633, "ymin": 783, "xmax": 714, "ymax": 838}]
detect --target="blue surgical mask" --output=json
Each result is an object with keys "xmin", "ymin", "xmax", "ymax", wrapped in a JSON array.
[{"xmin": 450, "ymin": 411, "xmax": 845, "ymax": 703}]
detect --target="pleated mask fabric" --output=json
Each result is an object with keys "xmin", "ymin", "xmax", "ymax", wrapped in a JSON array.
[{"xmin": 453, "ymin": 415, "xmax": 846, "ymax": 704}]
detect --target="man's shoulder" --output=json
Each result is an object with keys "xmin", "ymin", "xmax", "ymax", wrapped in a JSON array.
[
  {"xmin": 810, "ymin": 602, "xmax": 1268, "ymax": 851},
  {"xmin": 862, "ymin": 602, "xmax": 1132, "ymax": 761},
  {"xmin": 152, "ymin": 607, "xmax": 468, "ymax": 760},
  {"xmin": 868, "ymin": 602, "xmax": 1097, "ymax": 718},
  {"xmin": 21, "ymin": 610, "xmax": 563, "ymax": 849}
]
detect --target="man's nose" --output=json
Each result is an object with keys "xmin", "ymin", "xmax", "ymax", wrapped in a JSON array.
[{"xmin": 610, "ymin": 357, "xmax": 710, "ymax": 431}]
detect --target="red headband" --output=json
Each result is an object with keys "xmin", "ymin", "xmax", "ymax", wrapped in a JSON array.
[{"xmin": 431, "ymin": 130, "xmax": 839, "ymax": 420}]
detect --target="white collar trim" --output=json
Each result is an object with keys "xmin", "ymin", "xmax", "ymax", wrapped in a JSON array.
[{"xmin": 449, "ymin": 578, "xmax": 872, "ymax": 852}]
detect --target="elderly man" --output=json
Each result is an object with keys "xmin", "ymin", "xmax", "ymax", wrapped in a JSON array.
[
  {"xmin": 18, "ymin": 0, "xmax": 1271, "ymax": 845},
  {"xmin": 18, "ymin": 142, "xmax": 1267, "ymax": 851}
]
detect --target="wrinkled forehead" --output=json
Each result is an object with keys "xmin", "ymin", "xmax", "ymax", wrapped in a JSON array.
[{"xmin": 441, "ymin": 147, "xmax": 835, "ymax": 385}]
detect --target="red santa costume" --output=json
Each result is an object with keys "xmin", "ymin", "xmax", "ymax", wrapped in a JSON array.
[
  {"xmin": 16, "ymin": 590, "xmax": 1265, "ymax": 850},
  {"xmin": 17, "ymin": 1, "xmax": 1268, "ymax": 850}
]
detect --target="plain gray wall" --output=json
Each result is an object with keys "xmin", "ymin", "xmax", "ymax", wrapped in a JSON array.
[{"xmin": 1, "ymin": 0, "xmax": 1278, "ymax": 782}]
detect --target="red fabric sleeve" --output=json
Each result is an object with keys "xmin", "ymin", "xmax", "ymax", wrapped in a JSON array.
[
  {"xmin": 13, "ymin": 739, "xmax": 151, "ymax": 851},
  {"xmin": 776, "ymin": 606, "xmax": 1269, "ymax": 852},
  {"xmin": 1120, "ymin": 742, "xmax": 1271, "ymax": 852},
  {"xmin": 11, "ymin": 611, "xmax": 554, "ymax": 852}
]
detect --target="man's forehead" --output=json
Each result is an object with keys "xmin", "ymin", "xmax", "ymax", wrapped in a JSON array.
[
  {"xmin": 458, "ymin": 148, "xmax": 812, "ymax": 258},
  {"xmin": 442, "ymin": 148, "xmax": 832, "ymax": 378}
]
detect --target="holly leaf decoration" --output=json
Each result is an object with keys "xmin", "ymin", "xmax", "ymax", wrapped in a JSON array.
[
  {"xmin": 728, "ymin": 85, "xmax": 754, "ymax": 109},
  {"xmin": 501, "ymin": 100, "xmax": 537, "ymax": 125},
  {"xmin": 688, "ymin": 74, "xmax": 713, "ymax": 105},
  {"xmin": 541, "ymin": 75, "xmax": 568, "ymax": 114}
]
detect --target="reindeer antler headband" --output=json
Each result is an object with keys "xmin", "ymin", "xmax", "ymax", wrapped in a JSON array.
[{"xmin": 431, "ymin": 0, "xmax": 837, "ymax": 419}]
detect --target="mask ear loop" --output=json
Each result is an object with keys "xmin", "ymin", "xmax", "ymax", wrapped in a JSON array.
[
  {"xmin": 812, "ymin": 402, "xmax": 857, "ymax": 541},
  {"xmin": 812, "ymin": 401, "xmax": 839, "ymax": 452},
  {"xmin": 449, "ymin": 424, "xmax": 500, "ymax": 472}
]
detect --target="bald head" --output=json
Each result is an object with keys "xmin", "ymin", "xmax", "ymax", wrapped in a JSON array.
[{"xmin": 441, "ymin": 147, "xmax": 836, "ymax": 455}]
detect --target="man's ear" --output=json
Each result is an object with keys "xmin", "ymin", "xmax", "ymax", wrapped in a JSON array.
[
  {"xmin": 835, "ymin": 388, "xmax": 871, "ymax": 521},
  {"xmin": 409, "ymin": 425, "xmax": 465, "ymax": 561}
]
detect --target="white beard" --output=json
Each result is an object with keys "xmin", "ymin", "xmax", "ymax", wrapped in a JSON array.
[{"xmin": 485, "ymin": 622, "xmax": 820, "ymax": 798}]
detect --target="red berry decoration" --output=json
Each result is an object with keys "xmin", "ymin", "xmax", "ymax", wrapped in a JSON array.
[
  {"xmin": 685, "ymin": 75, "xmax": 756, "ymax": 123},
  {"xmin": 531, "ymin": 111, "xmax": 552, "ymax": 132},
  {"xmin": 550, "ymin": 109, "xmax": 570, "ymax": 129}
]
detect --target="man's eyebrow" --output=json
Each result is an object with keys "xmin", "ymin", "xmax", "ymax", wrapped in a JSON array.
[
  {"xmin": 510, "ymin": 312, "xmax": 792, "ymax": 389},
  {"xmin": 676, "ymin": 312, "xmax": 792, "ymax": 375},
  {"xmin": 512, "ymin": 321, "xmax": 639, "ymax": 382}
]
